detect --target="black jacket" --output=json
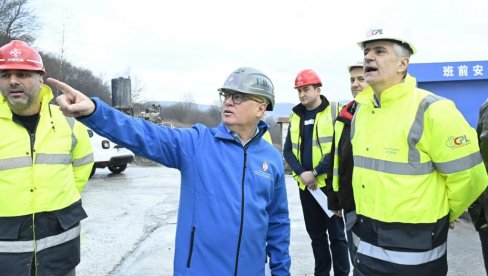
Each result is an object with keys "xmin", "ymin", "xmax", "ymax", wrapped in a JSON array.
[
  {"xmin": 327, "ymin": 101, "xmax": 356, "ymax": 212},
  {"xmin": 469, "ymin": 99, "xmax": 488, "ymax": 231},
  {"xmin": 283, "ymin": 95, "xmax": 332, "ymax": 177}
]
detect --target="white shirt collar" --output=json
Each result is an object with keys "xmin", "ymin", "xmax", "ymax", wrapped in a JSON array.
[{"xmin": 227, "ymin": 126, "xmax": 260, "ymax": 146}]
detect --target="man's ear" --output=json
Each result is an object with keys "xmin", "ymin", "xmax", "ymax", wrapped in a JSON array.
[
  {"xmin": 257, "ymin": 103, "xmax": 267, "ymax": 118},
  {"xmin": 398, "ymin": 57, "xmax": 410, "ymax": 74}
]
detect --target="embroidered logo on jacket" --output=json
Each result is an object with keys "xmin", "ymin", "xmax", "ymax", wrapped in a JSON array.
[
  {"xmin": 253, "ymin": 161, "xmax": 272, "ymax": 180},
  {"xmin": 446, "ymin": 135, "xmax": 471, "ymax": 149}
]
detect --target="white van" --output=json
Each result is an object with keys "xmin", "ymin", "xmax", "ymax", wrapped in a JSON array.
[{"xmin": 87, "ymin": 129, "xmax": 135, "ymax": 178}]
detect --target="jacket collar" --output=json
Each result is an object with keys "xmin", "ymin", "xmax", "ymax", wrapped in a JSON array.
[
  {"xmin": 355, "ymin": 74, "xmax": 417, "ymax": 108},
  {"xmin": 337, "ymin": 100, "xmax": 356, "ymax": 123},
  {"xmin": 0, "ymin": 84, "xmax": 54, "ymax": 119},
  {"xmin": 215, "ymin": 120, "xmax": 269, "ymax": 143},
  {"xmin": 292, "ymin": 95, "xmax": 329, "ymax": 116}
]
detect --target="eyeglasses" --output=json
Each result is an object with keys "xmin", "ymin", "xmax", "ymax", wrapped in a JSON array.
[{"xmin": 219, "ymin": 91, "xmax": 264, "ymax": 105}]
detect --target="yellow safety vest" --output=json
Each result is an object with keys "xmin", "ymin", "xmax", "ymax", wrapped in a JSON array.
[
  {"xmin": 0, "ymin": 85, "xmax": 94, "ymax": 216},
  {"xmin": 262, "ymin": 131, "xmax": 272, "ymax": 144},
  {"xmin": 289, "ymin": 101, "xmax": 338, "ymax": 190}
]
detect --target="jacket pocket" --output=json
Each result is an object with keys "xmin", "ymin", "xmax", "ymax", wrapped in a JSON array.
[
  {"xmin": 377, "ymin": 224, "xmax": 433, "ymax": 250},
  {"xmin": 186, "ymin": 227, "xmax": 196, "ymax": 268},
  {"xmin": 0, "ymin": 218, "xmax": 23, "ymax": 240},
  {"xmin": 56, "ymin": 201, "xmax": 88, "ymax": 230}
]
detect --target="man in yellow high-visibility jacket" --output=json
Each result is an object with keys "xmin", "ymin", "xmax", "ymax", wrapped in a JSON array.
[
  {"xmin": 351, "ymin": 27, "xmax": 488, "ymax": 275},
  {"xmin": 0, "ymin": 40, "xmax": 93, "ymax": 275},
  {"xmin": 283, "ymin": 69, "xmax": 349, "ymax": 276}
]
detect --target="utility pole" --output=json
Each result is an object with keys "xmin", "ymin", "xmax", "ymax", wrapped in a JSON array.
[{"xmin": 57, "ymin": 22, "xmax": 66, "ymax": 97}]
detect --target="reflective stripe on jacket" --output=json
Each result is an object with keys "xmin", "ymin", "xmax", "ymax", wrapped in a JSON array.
[
  {"xmin": 0, "ymin": 201, "xmax": 87, "ymax": 274},
  {"xmin": 0, "ymin": 84, "xmax": 93, "ymax": 216},
  {"xmin": 351, "ymin": 74, "xmax": 488, "ymax": 270},
  {"xmin": 289, "ymin": 100, "xmax": 338, "ymax": 190}
]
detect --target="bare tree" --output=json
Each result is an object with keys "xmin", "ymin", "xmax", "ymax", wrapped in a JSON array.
[
  {"xmin": 57, "ymin": 22, "xmax": 66, "ymax": 84},
  {"xmin": 179, "ymin": 93, "xmax": 198, "ymax": 124},
  {"xmin": 0, "ymin": 0, "xmax": 112, "ymax": 104},
  {"xmin": 121, "ymin": 67, "xmax": 145, "ymax": 104},
  {"xmin": 160, "ymin": 103, "xmax": 186, "ymax": 124},
  {"xmin": 42, "ymin": 52, "xmax": 111, "ymax": 103},
  {"xmin": 130, "ymin": 75, "xmax": 144, "ymax": 104},
  {"xmin": 0, "ymin": 0, "xmax": 38, "ymax": 45},
  {"xmin": 200, "ymin": 104, "xmax": 221, "ymax": 127}
]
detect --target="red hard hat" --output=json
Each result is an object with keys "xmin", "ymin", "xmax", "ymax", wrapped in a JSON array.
[
  {"xmin": 294, "ymin": 69, "xmax": 321, "ymax": 89},
  {"xmin": 0, "ymin": 40, "xmax": 45, "ymax": 73}
]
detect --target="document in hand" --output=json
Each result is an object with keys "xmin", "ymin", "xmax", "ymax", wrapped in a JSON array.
[{"xmin": 307, "ymin": 188, "xmax": 335, "ymax": 218}]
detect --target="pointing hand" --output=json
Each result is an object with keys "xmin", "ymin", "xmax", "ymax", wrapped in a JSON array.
[{"xmin": 47, "ymin": 78, "xmax": 95, "ymax": 117}]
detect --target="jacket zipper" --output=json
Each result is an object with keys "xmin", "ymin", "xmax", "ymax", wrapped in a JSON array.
[
  {"xmin": 186, "ymin": 227, "xmax": 196, "ymax": 267},
  {"xmin": 233, "ymin": 148, "xmax": 247, "ymax": 276},
  {"xmin": 29, "ymin": 133, "xmax": 35, "ymax": 160},
  {"xmin": 11, "ymin": 116, "xmax": 37, "ymax": 159}
]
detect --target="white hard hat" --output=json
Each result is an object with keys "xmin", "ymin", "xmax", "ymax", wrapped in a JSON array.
[
  {"xmin": 347, "ymin": 61, "xmax": 364, "ymax": 72},
  {"xmin": 357, "ymin": 27, "xmax": 416, "ymax": 55}
]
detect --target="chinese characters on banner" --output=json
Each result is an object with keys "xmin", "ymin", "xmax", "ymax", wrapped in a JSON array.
[{"xmin": 443, "ymin": 64, "xmax": 484, "ymax": 78}]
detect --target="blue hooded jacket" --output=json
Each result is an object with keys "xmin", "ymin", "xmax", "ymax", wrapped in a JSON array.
[{"xmin": 81, "ymin": 99, "xmax": 291, "ymax": 275}]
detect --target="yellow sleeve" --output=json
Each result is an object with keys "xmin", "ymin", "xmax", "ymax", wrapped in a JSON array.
[
  {"xmin": 71, "ymin": 121, "xmax": 94, "ymax": 192},
  {"xmin": 427, "ymin": 100, "xmax": 488, "ymax": 221}
]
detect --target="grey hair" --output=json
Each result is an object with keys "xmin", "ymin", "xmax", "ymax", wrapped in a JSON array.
[
  {"xmin": 393, "ymin": 43, "xmax": 410, "ymax": 77},
  {"xmin": 393, "ymin": 43, "xmax": 411, "ymax": 58}
]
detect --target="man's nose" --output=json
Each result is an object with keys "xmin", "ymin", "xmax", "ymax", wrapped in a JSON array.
[
  {"xmin": 364, "ymin": 53, "xmax": 374, "ymax": 62},
  {"xmin": 224, "ymin": 96, "xmax": 234, "ymax": 105},
  {"xmin": 9, "ymin": 76, "xmax": 19, "ymax": 86}
]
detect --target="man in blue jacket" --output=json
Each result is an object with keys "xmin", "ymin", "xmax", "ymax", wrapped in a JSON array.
[{"xmin": 48, "ymin": 67, "xmax": 291, "ymax": 275}]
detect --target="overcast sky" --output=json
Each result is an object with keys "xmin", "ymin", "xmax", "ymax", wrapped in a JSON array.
[{"xmin": 29, "ymin": 0, "xmax": 488, "ymax": 105}]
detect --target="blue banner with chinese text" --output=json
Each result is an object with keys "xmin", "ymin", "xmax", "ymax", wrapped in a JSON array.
[{"xmin": 410, "ymin": 61, "xmax": 488, "ymax": 82}]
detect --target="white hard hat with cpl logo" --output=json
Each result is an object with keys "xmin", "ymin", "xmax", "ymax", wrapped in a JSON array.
[{"xmin": 357, "ymin": 27, "xmax": 416, "ymax": 55}]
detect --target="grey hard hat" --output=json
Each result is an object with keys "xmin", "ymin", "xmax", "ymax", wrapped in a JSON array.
[{"xmin": 218, "ymin": 67, "xmax": 275, "ymax": 111}]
